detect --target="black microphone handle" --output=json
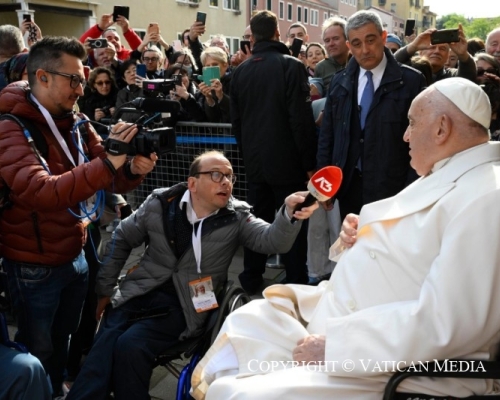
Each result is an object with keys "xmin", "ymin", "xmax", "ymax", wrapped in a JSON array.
[{"xmin": 290, "ymin": 192, "xmax": 317, "ymax": 223}]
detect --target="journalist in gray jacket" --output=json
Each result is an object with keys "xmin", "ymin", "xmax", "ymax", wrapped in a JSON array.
[{"xmin": 67, "ymin": 150, "xmax": 318, "ymax": 400}]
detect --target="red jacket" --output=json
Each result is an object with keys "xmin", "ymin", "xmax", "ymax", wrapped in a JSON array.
[
  {"xmin": 80, "ymin": 24, "xmax": 142, "ymax": 60},
  {"xmin": 0, "ymin": 82, "xmax": 144, "ymax": 265}
]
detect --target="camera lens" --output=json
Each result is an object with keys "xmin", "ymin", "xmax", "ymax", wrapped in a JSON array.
[{"xmin": 95, "ymin": 39, "xmax": 102, "ymax": 48}]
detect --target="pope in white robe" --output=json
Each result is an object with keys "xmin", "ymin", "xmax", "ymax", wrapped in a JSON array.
[{"xmin": 190, "ymin": 79, "xmax": 500, "ymax": 399}]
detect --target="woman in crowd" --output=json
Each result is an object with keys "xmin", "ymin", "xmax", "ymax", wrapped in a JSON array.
[
  {"xmin": 475, "ymin": 53, "xmax": 500, "ymax": 85},
  {"xmin": 78, "ymin": 67, "xmax": 118, "ymax": 139},
  {"xmin": 3, "ymin": 52, "xmax": 29, "ymax": 85},
  {"xmin": 167, "ymin": 63, "xmax": 205, "ymax": 122},
  {"xmin": 169, "ymin": 48, "xmax": 197, "ymax": 77},
  {"xmin": 305, "ymin": 42, "xmax": 327, "ymax": 100},
  {"xmin": 115, "ymin": 59, "xmax": 144, "ymax": 123},
  {"xmin": 197, "ymin": 46, "xmax": 231, "ymax": 123}
]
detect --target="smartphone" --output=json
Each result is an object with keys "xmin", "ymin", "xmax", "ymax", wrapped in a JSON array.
[
  {"xmin": 136, "ymin": 64, "xmax": 147, "ymax": 78},
  {"xmin": 23, "ymin": 14, "xmax": 31, "ymax": 22},
  {"xmin": 172, "ymin": 74, "xmax": 183, "ymax": 86},
  {"xmin": 290, "ymin": 37, "xmax": 303, "ymax": 58},
  {"xmin": 430, "ymin": 29, "xmax": 460, "ymax": 45},
  {"xmin": 404, "ymin": 19, "xmax": 415, "ymax": 37},
  {"xmin": 196, "ymin": 12, "xmax": 206, "ymax": 25},
  {"xmin": 113, "ymin": 5, "xmax": 130, "ymax": 22},
  {"xmin": 240, "ymin": 40, "xmax": 251, "ymax": 54},
  {"xmin": 173, "ymin": 39, "xmax": 183, "ymax": 52},
  {"xmin": 88, "ymin": 38, "xmax": 108, "ymax": 49},
  {"xmin": 147, "ymin": 23, "xmax": 159, "ymax": 35}
]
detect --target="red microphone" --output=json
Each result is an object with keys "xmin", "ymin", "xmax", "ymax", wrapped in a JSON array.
[{"xmin": 291, "ymin": 166, "xmax": 343, "ymax": 222}]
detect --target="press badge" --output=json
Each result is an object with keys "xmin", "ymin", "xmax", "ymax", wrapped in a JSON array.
[{"xmin": 189, "ymin": 276, "xmax": 218, "ymax": 313}]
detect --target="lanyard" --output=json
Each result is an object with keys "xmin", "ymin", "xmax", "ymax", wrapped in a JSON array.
[
  {"xmin": 191, "ymin": 206, "xmax": 205, "ymax": 275},
  {"xmin": 31, "ymin": 94, "xmax": 84, "ymax": 167}
]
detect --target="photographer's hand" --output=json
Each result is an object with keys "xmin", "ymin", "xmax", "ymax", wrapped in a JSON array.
[
  {"xmin": 115, "ymin": 15, "xmax": 130, "ymax": 34},
  {"xmin": 95, "ymin": 109, "xmax": 105, "ymax": 121},
  {"xmin": 106, "ymin": 122, "xmax": 139, "ymax": 170},
  {"xmin": 130, "ymin": 153, "xmax": 158, "ymax": 175},
  {"xmin": 98, "ymin": 13, "xmax": 114, "ymax": 31}
]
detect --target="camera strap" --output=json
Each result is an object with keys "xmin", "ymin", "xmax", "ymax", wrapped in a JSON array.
[{"xmin": 104, "ymin": 138, "xmax": 136, "ymax": 156}]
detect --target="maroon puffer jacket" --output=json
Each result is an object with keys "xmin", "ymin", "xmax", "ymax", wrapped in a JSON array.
[{"xmin": 0, "ymin": 82, "xmax": 143, "ymax": 265}]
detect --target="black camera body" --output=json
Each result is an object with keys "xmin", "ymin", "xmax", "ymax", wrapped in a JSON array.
[
  {"xmin": 142, "ymin": 79, "xmax": 175, "ymax": 97},
  {"xmin": 105, "ymin": 126, "xmax": 176, "ymax": 157},
  {"xmin": 89, "ymin": 38, "xmax": 108, "ymax": 49}
]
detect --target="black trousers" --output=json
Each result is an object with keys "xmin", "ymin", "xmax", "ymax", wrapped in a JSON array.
[
  {"xmin": 239, "ymin": 181, "xmax": 309, "ymax": 292},
  {"xmin": 338, "ymin": 169, "xmax": 364, "ymax": 221}
]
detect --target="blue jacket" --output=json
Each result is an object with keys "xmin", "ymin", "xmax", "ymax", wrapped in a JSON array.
[{"xmin": 317, "ymin": 48, "xmax": 426, "ymax": 205}]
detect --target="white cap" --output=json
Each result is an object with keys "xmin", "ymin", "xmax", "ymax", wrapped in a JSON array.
[{"xmin": 433, "ymin": 77, "xmax": 491, "ymax": 129}]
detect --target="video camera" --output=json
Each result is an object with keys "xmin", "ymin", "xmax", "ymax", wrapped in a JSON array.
[
  {"xmin": 107, "ymin": 97, "xmax": 181, "ymax": 157},
  {"xmin": 142, "ymin": 79, "xmax": 176, "ymax": 97}
]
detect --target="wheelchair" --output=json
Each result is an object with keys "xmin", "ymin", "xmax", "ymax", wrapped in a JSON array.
[
  {"xmin": 384, "ymin": 359, "xmax": 500, "ymax": 400},
  {"xmin": 155, "ymin": 280, "xmax": 251, "ymax": 400}
]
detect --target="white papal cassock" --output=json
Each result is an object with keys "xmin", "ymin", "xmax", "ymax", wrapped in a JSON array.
[{"xmin": 191, "ymin": 143, "xmax": 500, "ymax": 400}]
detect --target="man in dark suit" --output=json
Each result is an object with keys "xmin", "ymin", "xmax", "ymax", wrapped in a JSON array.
[
  {"xmin": 317, "ymin": 10, "xmax": 426, "ymax": 219},
  {"xmin": 230, "ymin": 10, "xmax": 317, "ymax": 293}
]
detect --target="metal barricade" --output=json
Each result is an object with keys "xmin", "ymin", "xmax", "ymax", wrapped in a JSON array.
[{"xmin": 128, "ymin": 122, "xmax": 248, "ymax": 208}]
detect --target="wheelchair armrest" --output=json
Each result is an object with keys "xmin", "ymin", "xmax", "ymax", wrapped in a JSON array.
[{"xmin": 383, "ymin": 360, "xmax": 500, "ymax": 400}]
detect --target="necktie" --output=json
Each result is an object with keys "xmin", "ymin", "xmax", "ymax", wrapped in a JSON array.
[{"xmin": 359, "ymin": 70, "xmax": 374, "ymax": 130}]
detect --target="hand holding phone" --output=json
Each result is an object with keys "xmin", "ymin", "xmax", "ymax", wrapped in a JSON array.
[
  {"xmin": 136, "ymin": 64, "xmax": 147, "ymax": 78},
  {"xmin": 23, "ymin": 14, "xmax": 31, "ymax": 23},
  {"xmin": 430, "ymin": 29, "xmax": 460, "ymax": 45},
  {"xmin": 196, "ymin": 12, "xmax": 206, "ymax": 25},
  {"xmin": 240, "ymin": 40, "xmax": 251, "ymax": 55},
  {"xmin": 113, "ymin": 5, "xmax": 130, "ymax": 22},
  {"xmin": 147, "ymin": 23, "xmax": 159, "ymax": 35},
  {"xmin": 404, "ymin": 19, "xmax": 415, "ymax": 37},
  {"xmin": 290, "ymin": 38, "xmax": 303, "ymax": 58}
]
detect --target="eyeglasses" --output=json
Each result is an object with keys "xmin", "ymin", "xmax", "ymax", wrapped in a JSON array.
[
  {"xmin": 143, "ymin": 57, "xmax": 159, "ymax": 63},
  {"xmin": 242, "ymin": 34, "xmax": 251, "ymax": 40},
  {"xmin": 45, "ymin": 70, "xmax": 86, "ymax": 89},
  {"xmin": 95, "ymin": 80, "xmax": 111, "ymax": 86},
  {"xmin": 477, "ymin": 68, "xmax": 498, "ymax": 77},
  {"xmin": 193, "ymin": 171, "xmax": 236, "ymax": 184}
]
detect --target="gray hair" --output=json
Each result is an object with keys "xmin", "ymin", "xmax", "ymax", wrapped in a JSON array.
[
  {"xmin": 0, "ymin": 25, "xmax": 24, "ymax": 59},
  {"xmin": 322, "ymin": 17, "xmax": 347, "ymax": 40},
  {"xmin": 486, "ymin": 27, "xmax": 500, "ymax": 47},
  {"xmin": 346, "ymin": 10, "xmax": 383, "ymax": 36},
  {"xmin": 201, "ymin": 46, "xmax": 228, "ymax": 65},
  {"xmin": 142, "ymin": 45, "xmax": 164, "ymax": 63}
]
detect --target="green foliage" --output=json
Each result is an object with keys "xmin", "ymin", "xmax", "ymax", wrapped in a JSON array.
[{"xmin": 437, "ymin": 14, "xmax": 500, "ymax": 41}]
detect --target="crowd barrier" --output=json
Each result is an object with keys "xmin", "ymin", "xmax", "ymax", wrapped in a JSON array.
[{"xmin": 128, "ymin": 122, "xmax": 248, "ymax": 209}]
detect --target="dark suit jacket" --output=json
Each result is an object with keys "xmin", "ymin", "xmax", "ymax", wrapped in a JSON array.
[{"xmin": 317, "ymin": 47, "xmax": 426, "ymax": 206}]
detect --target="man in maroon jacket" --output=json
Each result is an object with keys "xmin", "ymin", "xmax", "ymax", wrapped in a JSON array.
[{"xmin": 0, "ymin": 36, "xmax": 156, "ymax": 398}]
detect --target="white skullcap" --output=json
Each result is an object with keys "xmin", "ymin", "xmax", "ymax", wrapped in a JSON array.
[{"xmin": 433, "ymin": 77, "xmax": 491, "ymax": 129}]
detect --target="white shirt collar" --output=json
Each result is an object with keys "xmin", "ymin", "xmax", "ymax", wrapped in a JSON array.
[{"xmin": 179, "ymin": 190, "xmax": 219, "ymax": 224}]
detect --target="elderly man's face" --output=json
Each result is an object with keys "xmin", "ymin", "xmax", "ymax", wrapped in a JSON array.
[
  {"xmin": 403, "ymin": 92, "xmax": 437, "ymax": 176},
  {"xmin": 94, "ymin": 48, "xmax": 112, "ymax": 67},
  {"xmin": 486, "ymin": 30, "xmax": 500, "ymax": 63},
  {"xmin": 347, "ymin": 22, "xmax": 387, "ymax": 71},
  {"xmin": 420, "ymin": 44, "xmax": 450, "ymax": 73}
]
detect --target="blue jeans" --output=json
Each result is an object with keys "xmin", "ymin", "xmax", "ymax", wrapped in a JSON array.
[
  {"xmin": 67, "ymin": 289, "xmax": 187, "ymax": 400},
  {"xmin": 0, "ymin": 344, "xmax": 52, "ymax": 400},
  {"xmin": 3, "ymin": 252, "xmax": 88, "ymax": 396}
]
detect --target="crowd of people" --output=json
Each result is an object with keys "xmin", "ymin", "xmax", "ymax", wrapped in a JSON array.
[{"xmin": 0, "ymin": 6, "xmax": 499, "ymax": 400}]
